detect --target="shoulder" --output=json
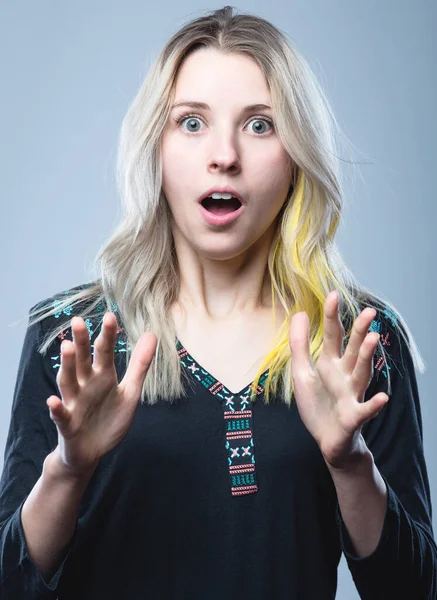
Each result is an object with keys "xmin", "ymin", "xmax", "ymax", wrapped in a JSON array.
[
  {"xmin": 30, "ymin": 281, "xmax": 101, "ymax": 317},
  {"xmin": 30, "ymin": 280, "xmax": 120, "ymax": 333},
  {"xmin": 359, "ymin": 294, "xmax": 415, "ymax": 397},
  {"xmin": 370, "ymin": 303, "xmax": 404, "ymax": 379},
  {"xmin": 28, "ymin": 281, "xmax": 127, "ymax": 371}
]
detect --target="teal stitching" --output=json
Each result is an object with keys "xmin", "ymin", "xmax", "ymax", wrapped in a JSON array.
[
  {"xmin": 383, "ymin": 307, "xmax": 398, "ymax": 327},
  {"xmin": 369, "ymin": 319, "xmax": 381, "ymax": 334},
  {"xmin": 53, "ymin": 300, "xmax": 73, "ymax": 318},
  {"xmin": 231, "ymin": 473, "xmax": 255, "ymax": 486},
  {"xmin": 84, "ymin": 318, "xmax": 94, "ymax": 339},
  {"xmin": 227, "ymin": 419, "xmax": 250, "ymax": 431}
]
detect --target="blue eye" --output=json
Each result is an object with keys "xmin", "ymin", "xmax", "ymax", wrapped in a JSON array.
[
  {"xmin": 247, "ymin": 118, "xmax": 273, "ymax": 135},
  {"xmin": 175, "ymin": 115, "xmax": 203, "ymax": 133},
  {"xmin": 173, "ymin": 113, "xmax": 274, "ymax": 136}
]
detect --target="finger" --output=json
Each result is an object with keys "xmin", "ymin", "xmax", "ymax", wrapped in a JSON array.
[
  {"xmin": 47, "ymin": 395, "xmax": 72, "ymax": 434},
  {"xmin": 119, "ymin": 332, "xmax": 158, "ymax": 403},
  {"xmin": 289, "ymin": 311, "xmax": 313, "ymax": 375},
  {"xmin": 322, "ymin": 290, "xmax": 344, "ymax": 359},
  {"xmin": 342, "ymin": 307, "xmax": 377, "ymax": 374},
  {"xmin": 92, "ymin": 312, "xmax": 119, "ymax": 373},
  {"xmin": 71, "ymin": 316, "xmax": 93, "ymax": 382},
  {"xmin": 351, "ymin": 331, "xmax": 380, "ymax": 397},
  {"xmin": 56, "ymin": 340, "xmax": 80, "ymax": 404},
  {"xmin": 358, "ymin": 392, "xmax": 389, "ymax": 425}
]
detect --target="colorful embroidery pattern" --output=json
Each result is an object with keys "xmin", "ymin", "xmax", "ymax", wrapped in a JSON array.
[
  {"xmin": 177, "ymin": 340, "xmax": 271, "ymax": 497},
  {"xmin": 369, "ymin": 305, "xmax": 399, "ymax": 380},
  {"xmin": 47, "ymin": 297, "xmax": 128, "ymax": 371}
]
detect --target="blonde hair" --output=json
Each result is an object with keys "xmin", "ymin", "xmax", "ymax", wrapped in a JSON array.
[{"xmin": 25, "ymin": 6, "xmax": 425, "ymax": 405}]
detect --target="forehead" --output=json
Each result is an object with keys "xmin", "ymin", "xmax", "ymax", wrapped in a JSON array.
[{"xmin": 172, "ymin": 48, "xmax": 271, "ymax": 104}]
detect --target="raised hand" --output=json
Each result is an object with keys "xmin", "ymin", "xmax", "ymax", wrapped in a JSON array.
[
  {"xmin": 289, "ymin": 290, "xmax": 389, "ymax": 470},
  {"xmin": 46, "ymin": 312, "xmax": 157, "ymax": 478}
]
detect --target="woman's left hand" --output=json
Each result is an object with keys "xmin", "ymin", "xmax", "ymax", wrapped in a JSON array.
[{"xmin": 288, "ymin": 290, "xmax": 389, "ymax": 470}]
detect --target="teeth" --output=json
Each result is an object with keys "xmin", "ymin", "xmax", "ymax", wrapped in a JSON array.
[{"xmin": 210, "ymin": 192, "xmax": 236, "ymax": 200}]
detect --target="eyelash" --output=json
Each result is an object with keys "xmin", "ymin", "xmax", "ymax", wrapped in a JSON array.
[{"xmin": 173, "ymin": 112, "xmax": 274, "ymax": 135}]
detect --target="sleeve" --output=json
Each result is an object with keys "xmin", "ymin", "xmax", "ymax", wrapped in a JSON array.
[
  {"xmin": 0, "ymin": 308, "xmax": 77, "ymax": 598},
  {"xmin": 336, "ymin": 306, "xmax": 437, "ymax": 599}
]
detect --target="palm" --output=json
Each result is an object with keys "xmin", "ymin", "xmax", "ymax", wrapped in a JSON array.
[{"xmin": 289, "ymin": 292, "xmax": 389, "ymax": 469}]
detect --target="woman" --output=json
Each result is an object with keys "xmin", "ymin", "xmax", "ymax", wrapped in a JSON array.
[{"xmin": 0, "ymin": 6, "xmax": 435, "ymax": 599}]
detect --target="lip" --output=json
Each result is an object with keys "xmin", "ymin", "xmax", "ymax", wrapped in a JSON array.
[
  {"xmin": 199, "ymin": 202, "xmax": 245, "ymax": 226},
  {"xmin": 198, "ymin": 185, "xmax": 245, "ymax": 205}
]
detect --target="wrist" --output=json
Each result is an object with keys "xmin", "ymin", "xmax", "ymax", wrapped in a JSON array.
[
  {"xmin": 323, "ymin": 433, "xmax": 373, "ymax": 474},
  {"xmin": 44, "ymin": 447, "xmax": 99, "ymax": 488},
  {"xmin": 325, "ymin": 446, "xmax": 374, "ymax": 479}
]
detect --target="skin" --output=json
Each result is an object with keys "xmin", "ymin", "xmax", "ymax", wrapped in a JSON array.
[
  {"xmin": 290, "ymin": 291, "xmax": 389, "ymax": 469},
  {"xmin": 161, "ymin": 48, "xmax": 293, "ymax": 320}
]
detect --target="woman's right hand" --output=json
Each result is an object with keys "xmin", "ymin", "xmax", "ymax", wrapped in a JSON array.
[{"xmin": 46, "ymin": 312, "xmax": 157, "ymax": 479}]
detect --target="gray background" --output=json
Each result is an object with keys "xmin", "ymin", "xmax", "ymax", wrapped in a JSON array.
[{"xmin": 0, "ymin": 1, "xmax": 435, "ymax": 597}]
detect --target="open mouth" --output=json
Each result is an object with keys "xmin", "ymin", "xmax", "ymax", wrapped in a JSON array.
[{"xmin": 201, "ymin": 196, "xmax": 242, "ymax": 215}]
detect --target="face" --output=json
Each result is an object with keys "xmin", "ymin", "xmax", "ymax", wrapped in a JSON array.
[{"xmin": 161, "ymin": 48, "xmax": 292, "ymax": 261}]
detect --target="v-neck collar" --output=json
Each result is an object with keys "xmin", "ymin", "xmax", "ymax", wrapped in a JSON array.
[
  {"xmin": 176, "ymin": 338, "xmax": 270, "ymax": 400},
  {"xmin": 175, "ymin": 337, "xmax": 271, "ymax": 496}
]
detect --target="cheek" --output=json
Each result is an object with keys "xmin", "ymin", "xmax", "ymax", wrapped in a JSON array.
[
  {"xmin": 252, "ymin": 144, "xmax": 290, "ymax": 176},
  {"xmin": 253, "ymin": 155, "xmax": 291, "ymax": 194},
  {"xmin": 163, "ymin": 141, "xmax": 197, "ymax": 181},
  {"xmin": 267, "ymin": 149, "xmax": 291, "ymax": 175},
  {"xmin": 162, "ymin": 147, "xmax": 188, "ymax": 191}
]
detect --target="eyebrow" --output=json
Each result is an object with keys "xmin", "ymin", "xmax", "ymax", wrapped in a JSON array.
[{"xmin": 171, "ymin": 101, "xmax": 272, "ymax": 112}]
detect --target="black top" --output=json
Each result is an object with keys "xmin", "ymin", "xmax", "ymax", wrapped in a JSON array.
[{"xmin": 0, "ymin": 285, "xmax": 436, "ymax": 599}]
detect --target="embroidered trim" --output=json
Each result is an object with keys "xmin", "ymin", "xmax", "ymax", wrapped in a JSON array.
[
  {"xmin": 177, "ymin": 340, "xmax": 271, "ymax": 497},
  {"xmin": 369, "ymin": 307, "xmax": 397, "ymax": 380},
  {"xmin": 48, "ymin": 298, "xmax": 127, "ymax": 370}
]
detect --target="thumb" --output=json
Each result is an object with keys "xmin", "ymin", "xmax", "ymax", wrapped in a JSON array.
[
  {"xmin": 361, "ymin": 393, "xmax": 389, "ymax": 423},
  {"xmin": 119, "ymin": 332, "xmax": 158, "ymax": 402},
  {"xmin": 47, "ymin": 396, "xmax": 72, "ymax": 433}
]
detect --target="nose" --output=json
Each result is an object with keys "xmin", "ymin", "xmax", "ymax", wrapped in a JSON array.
[{"xmin": 207, "ymin": 130, "xmax": 241, "ymax": 174}]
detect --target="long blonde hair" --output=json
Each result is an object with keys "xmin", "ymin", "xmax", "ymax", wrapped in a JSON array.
[{"xmin": 25, "ymin": 6, "xmax": 425, "ymax": 405}]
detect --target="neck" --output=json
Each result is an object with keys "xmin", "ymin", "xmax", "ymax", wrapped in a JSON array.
[{"xmin": 172, "ymin": 225, "xmax": 279, "ymax": 321}]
